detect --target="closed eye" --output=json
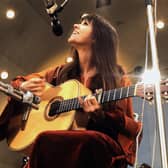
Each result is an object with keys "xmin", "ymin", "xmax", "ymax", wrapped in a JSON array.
[{"xmin": 81, "ymin": 20, "xmax": 89, "ymax": 26}]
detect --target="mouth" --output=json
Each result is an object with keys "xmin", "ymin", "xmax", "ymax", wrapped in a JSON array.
[{"xmin": 72, "ymin": 31, "xmax": 79, "ymax": 35}]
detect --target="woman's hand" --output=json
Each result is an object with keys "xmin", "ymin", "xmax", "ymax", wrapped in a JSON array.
[
  {"xmin": 20, "ymin": 78, "xmax": 46, "ymax": 97},
  {"xmin": 78, "ymin": 95, "xmax": 101, "ymax": 113}
]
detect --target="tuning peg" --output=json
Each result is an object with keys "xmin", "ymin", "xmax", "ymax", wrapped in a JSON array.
[
  {"xmin": 163, "ymin": 91, "xmax": 168, "ymax": 101},
  {"xmin": 162, "ymin": 78, "xmax": 168, "ymax": 85},
  {"xmin": 145, "ymin": 92, "xmax": 153, "ymax": 100}
]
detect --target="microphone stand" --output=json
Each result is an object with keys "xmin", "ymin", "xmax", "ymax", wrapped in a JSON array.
[
  {"xmin": 0, "ymin": 81, "xmax": 40, "ymax": 130},
  {"xmin": 0, "ymin": 81, "xmax": 39, "ymax": 109},
  {"xmin": 145, "ymin": 0, "xmax": 168, "ymax": 167}
]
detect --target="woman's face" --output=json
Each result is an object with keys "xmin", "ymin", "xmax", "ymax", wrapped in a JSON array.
[{"xmin": 68, "ymin": 19, "xmax": 94, "ymax": 48}]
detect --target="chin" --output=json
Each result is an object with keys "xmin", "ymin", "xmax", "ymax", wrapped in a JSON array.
[
  {"xmin": 67, "ymin": 37, "xmax": 72, "ymax": 43},
  {"xmin": 68, "ymin": 38, "xmax": 77, "ymax": 46}
]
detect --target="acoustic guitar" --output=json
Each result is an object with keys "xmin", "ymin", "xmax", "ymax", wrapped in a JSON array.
[{"xmin": 0, "ymin": 79, "xmax": 167, "ymax": 152}]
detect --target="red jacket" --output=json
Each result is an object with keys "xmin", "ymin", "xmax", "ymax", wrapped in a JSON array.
[{"xmin": 0, "ymin": 65, "xmax": 142, "ymax": 166}]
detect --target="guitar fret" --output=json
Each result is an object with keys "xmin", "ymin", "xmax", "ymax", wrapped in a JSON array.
[
  {"xmin": 129, "ymin": 86, "xmax": 135, "ymax": 97},
  {"xmin": 65, "ymin": 100, "xmax": 68, "ymax": 111},
  {"xmin": 69, "ymin": 99, "xmax": 72, "ymax": 110},
  {"xmin": 107, "ymin": 91, "xmax": 110, "ymax": 102},
  {"xmin": 105, "ymin": 91, "xmax": 109, "ymax": 102},
  {"xmin": 62, "ymin": 100, "xmax": 66, "ymax": 112},
  {"xmin": 67, "ymin": 99, "xmax": 70, "ymax": 111},
  {"xmin": 71, "ymin": 98, "xmax": 75, "ymax": 109},
  {"xmin": 68, "ymin": 98, "xmax": 76, "ymax": 111},
  {"xmin": 74, "ymin": 98, "xmax": 80, "ymax": 109},
  {"xmin": 56, "ymin": 102, "xmax": 62, "ymax": 113},
  {"xmin": 63, "ymin": 100, "xmax": 67, "ymax": 112},
  {"xmin": 69, "ymin": 99, "xmax": 75, "ymax": 110},
  {"xmin": 120, "ymin": 88, "xmax": 123, "ymax": 99},
  {"xmin": 101, "ymin": 92, "xmax": 105, "ymax": 103},
  {"xmin": 67, "ymin": 99, "xmax": 71, "ymax": 110},
  {"xmin": 126, "ymin": 86, "xmax": 130, "ymax": 97},
  {"xmin": 115, "ymin": 89, "xmax": 121, "ymax": 100},
  {"xmin": 122, "ymin": 87, "xmax": 128, "ymax": 98},
  {"xmin": 113, "ymin": 89, "xmax": 116, "ymax": 100},
  {"xmin": 66, "ymin": 100, "xmax": 69, "ymax": 111},
  {"xmin": 101, "ymin": 91, "xmax": 108, "ymax": 103},
  {"xmin": 109, "ymin": 90, "xmax": 113, "ymax": 101},
  {"xmin": 74, "ymin": 98, "xmax": 77, "ymax": 108}
]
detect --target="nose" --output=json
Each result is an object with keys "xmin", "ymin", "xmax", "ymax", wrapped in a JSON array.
[{"xmin": 73, "ymin": 23, "xmax": 79, "ymax": 29}]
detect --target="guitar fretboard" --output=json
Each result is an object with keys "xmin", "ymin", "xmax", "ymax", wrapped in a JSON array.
[{"xmin": 51, "ymin": 85, "xmax": 136, "ymax": 115}]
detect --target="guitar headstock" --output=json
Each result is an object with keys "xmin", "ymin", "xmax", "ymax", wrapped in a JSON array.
[
  {"xmin": 135, "ymin": 79, "xmax": 168, "ymax": 101},
  {"xmin": 136, "ymin": 83, "xmax": 154, "ymax": 101},
  {"xmin": 161, "ymin": 79, "xmax": 168, "ymax": 101}
]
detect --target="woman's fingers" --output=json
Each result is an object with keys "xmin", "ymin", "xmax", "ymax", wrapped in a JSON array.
[
  {"xmin": 25, "ymin": 83, "xmax": 45, "ymax": 90},
  {"xmin": 27, "ymin": 86, "xmax": 45, "ymax": 92},
  {"xmin": 20, "ymin": 78, "xmax": 46, "ymax": 96},
  {"xmin": 79, "ymin": 95, "xmax": 101, "ymax": 113}
]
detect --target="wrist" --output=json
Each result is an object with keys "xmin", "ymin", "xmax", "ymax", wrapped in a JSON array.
[{"xmin": 89, "ymin": 108, "xmax": 105, "ymax": 122}]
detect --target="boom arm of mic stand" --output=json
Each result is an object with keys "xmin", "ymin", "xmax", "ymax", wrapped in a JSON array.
[
  {"xmin": 0, "ymin": 81, "xmax": 40, "ymax": 130},
  {"xmin": 57, "ymin": 0, "xmax": 70, "ymax": 13},
  {"xmin": 0, "ymin": 81, "xmax": 39, "ymax": 109},
  {"xmin": 61, "ymin": 0, "xmax": 69, "ymax": 8},
  {"xmin": 145, "ymin": 1, "xmax": 168, "ymax": 168}
]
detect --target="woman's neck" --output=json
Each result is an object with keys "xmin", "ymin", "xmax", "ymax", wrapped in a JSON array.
[{"xmin": 77, "ymin": 47, "xmax": 96, "ymax": 77}]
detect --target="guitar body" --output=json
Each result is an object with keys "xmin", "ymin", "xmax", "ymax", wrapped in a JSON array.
[
  {"xmin": 5, "ymin": 78, "xmax": 165, "ymax": 153},
  {"xmin": 7, "ymin": 80, "xmax": 92, "ymax": 151}
]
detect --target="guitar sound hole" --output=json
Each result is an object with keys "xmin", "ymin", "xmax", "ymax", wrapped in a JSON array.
[{"xmin": 48, "ymin": 100, "xmax": 61, "ymax": 117}]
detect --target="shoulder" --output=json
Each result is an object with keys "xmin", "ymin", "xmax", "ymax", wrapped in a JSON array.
[
  {"xmin": 116, "ymin": 65, "xmax": 131, "ymax": 87},
  {"xmin": 121, "ymin": 75, "xmax": 131, "ymax": 87}
]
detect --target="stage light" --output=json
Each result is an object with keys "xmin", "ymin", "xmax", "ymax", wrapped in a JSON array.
[
  {"xmin": 0, "ymin": 71, "xmax": 9, "ymax": 80},
  {"xmin": 156, "ymin": 20, "xmax": 165, "ymax": 29},
  {"xmin": 6, "ymin": 9, "xmax": 15, "ymax": 19},
  {"xmin": 141, "ymin": 69, "xmax": 160, "ymax": 84},
  {"xmin": 66, "ymin": 56, "xmax": 73, "ymax": 63},
  {"xmin": 96, "ymin": 0, "xmax": 111, "ymax": 8}
]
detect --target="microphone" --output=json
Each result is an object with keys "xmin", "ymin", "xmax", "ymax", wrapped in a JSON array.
[{"xmin": 45, "ymin": 0, "xmax": 69, "ymax": 36}]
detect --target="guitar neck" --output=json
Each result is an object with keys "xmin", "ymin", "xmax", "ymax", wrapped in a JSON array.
[
  {"xmin": 98, "ymin": 85, "xmax": 136, "ymax": 103},
  {"xmin": 53, "ymin": 85, "xmax": 137, "ymax": 115}
]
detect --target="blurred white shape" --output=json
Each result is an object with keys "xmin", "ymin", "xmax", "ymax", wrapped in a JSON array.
[
  {"xmin": 156, "ymin": 20, "xmax": 165, "ymax": 29},
  {"xmin": 6, "ymin": 9, "xmax": 15, "ymax": 19},
  {"xmin": 141, "ymin": 69, "xmax": 160, "ymax": 84},
  {"xmin": 66, "ymin": 56, "xmax": 73, "ymax": 63},
  {"xmin": 0, "ymin": 71, "xmax": 9, "ymax": 79}
]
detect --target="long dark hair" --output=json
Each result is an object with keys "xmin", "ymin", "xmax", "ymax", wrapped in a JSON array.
[{"xmin": 58, "ymin": 13, "xmax": 124, "ymax": 90}]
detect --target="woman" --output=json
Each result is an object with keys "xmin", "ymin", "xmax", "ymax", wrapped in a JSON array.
[{"xmin": 0, "ymin": 13, "xmax": 141, "ymax": 168}]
